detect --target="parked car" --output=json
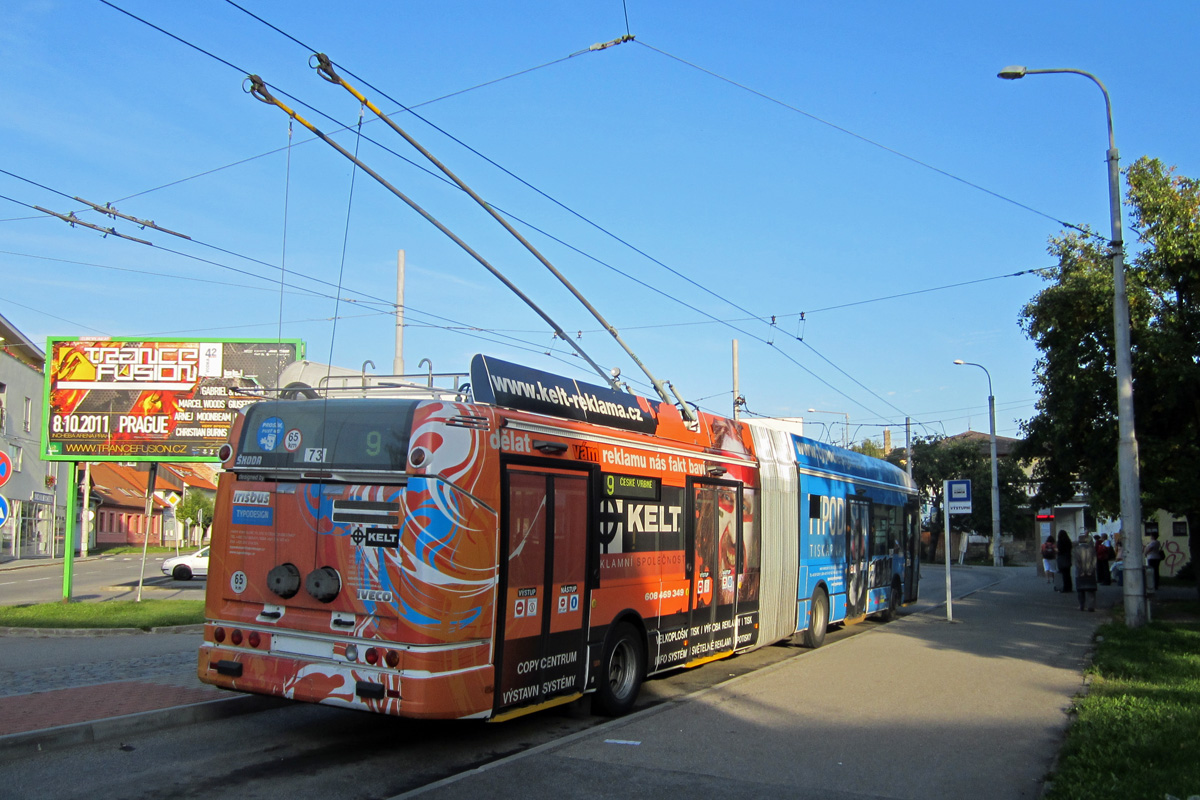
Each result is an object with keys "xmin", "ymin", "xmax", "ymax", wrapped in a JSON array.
[{"xmin": 162, "ymin": 546, "xmax": 209, "ymax": 581}]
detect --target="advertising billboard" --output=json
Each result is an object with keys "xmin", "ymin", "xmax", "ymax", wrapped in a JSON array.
[{"xmin": 42, "ymin": 338, "xmax": 303, "ymax": 462}]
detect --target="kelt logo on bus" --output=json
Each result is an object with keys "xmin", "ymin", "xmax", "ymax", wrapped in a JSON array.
[{"xmin": 197, "ymin": 355, "xmax": 920, "ymax": 723}]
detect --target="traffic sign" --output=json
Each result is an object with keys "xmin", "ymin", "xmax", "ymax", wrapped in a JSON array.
[
  {"xmin": 0, "ymin": 451, "xmax": 11, "ymax": 488},
  {"xmin": 947, "ymin": 479, "xmax": 973, "ymax": 514},
  {"xmin": 0, "ymin": 495, "xmax": 9, "ymax": 528}
]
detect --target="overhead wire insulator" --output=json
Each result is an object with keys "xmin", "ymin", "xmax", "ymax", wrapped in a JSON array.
[
  {"xmin": 73, "ymin": 196, "xmax": 191, "ymax": 240},
  {"xmin": 589, "ymin": 34, "xmax": 635, "ymax": 52}
]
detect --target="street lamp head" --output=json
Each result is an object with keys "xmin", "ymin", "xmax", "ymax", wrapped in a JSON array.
[
  {"xmin": 998, "ymin": 65, "xmax": 1027, "ymax": 80},
  {"xmin": 953, "ymin": 359, "xmax": 965, "ymax": 365},
  {"xmin": 807, "ymin": 408, "xmax": 816, "ymax": 413}
]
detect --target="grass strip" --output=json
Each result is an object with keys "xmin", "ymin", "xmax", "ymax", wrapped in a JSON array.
[
  {"xmin": 0, "ymin": 599, "xmax": 205, "ymax": 630},
  {"xmin": 1048, "ymin": 601, "xmax": 1200, "ymax": 800}
]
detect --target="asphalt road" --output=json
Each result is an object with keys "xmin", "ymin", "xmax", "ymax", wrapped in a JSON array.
[
  {"xmin": 0, "ymin": 563, "xmax": 1001, "ymax": 800},
  {"xmin": 0, "ymin": 555, "xmax": 206, "ymax": 606},
  {"xmin": 2, "ymin": 625, "xmax": 865, "ymax": 800}
]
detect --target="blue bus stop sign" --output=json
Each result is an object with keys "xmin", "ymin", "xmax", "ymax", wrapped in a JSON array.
[
  {"xmin": 0, "ymin": 495, "xmax": 9, "ymax": 528},
  {"xmin": 946, "ymin": 479, "xmax": 972, "ymax": 515}
]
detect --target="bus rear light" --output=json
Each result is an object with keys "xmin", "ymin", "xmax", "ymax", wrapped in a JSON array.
[
  {"xmin": 214, "ymin": 627, "xmax": 226, "ymax": 643},
  {"xmin": 218, "ymin": 443, "xmax": 233, "ymax": 463},
  {"xmin": 305, "ymin": 566, "xmax": 342, "ymax": 603},
  {"xmin": 231, "ymin": 629, "xmax": 243, "ymax": 646},
  {"xmin": 365, "ymin": 647, "xmax": 379, "ymax": 665},
  {"xmin": 408, "ymin": 447, "xmax": 428, "ymax": 467},
  {"xmin": 248, "ymin": 630, "xmax": 261, "ymax": 648},
  {"xmin": 384, "ymin": 650, "xmax": 399, "ymax": 668},
  {"xmin": 345, "ymin": 644, "xmax": 359, "ymax": 662}
]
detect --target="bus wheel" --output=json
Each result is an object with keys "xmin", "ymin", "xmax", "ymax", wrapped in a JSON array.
[
  {"xmin": 880, "ymin": 579, "xmax": 902, "ymax": 622},
  {"xmin": 801, "ymin": 589, "xmax": 828, "ymax": 649},
  {"xmin": 594, "ymin": 623, "xmax": 645, "ymax": 716}
]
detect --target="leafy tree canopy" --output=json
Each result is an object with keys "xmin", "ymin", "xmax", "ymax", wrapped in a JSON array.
[
  {"xmin": 1017, "ymin": 156, "xmax": 1200, "ymax": 595},
  {"xmin": 850, "ymin": 438, "xmax": 887, "ymax": 458},
  {"xmin": 904, "ymin": 435, "xmax": 1028, "ymax": 559},
  {"xmin": 175, "ymin": 489, "xmax": 215, "ymax": 529}
]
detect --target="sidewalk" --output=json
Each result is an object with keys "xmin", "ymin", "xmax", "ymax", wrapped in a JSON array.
[
  {"xmin": 0, "ymin": 566, "xmax": 1184, "ymax": 797},
  {"xmin": 400, "ymin": 569, "xmax": 1169, "ymax": 800},
  {"xmin": 0, "ymin": 627, "xmax": 279, "ymax": 763}
]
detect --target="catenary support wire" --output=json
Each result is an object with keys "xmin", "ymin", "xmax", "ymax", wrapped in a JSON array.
[
  {"xmin": 310, "ymin": 53, "xmax": 692, "ymax": 419},
  {"xmin": 244, "ymin": 74, "xmax": 618, "ymax": 391}
]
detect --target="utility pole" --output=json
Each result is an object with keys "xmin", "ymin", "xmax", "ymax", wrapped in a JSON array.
[
  {"xmin": 905, "ymin": 417, "xmax": 913, "ymax": 479},
  {"xmin": 732, "ymin": 339, "xmax": 740, "ymax": 420},
  {"xmin": 394, "ymin": 249, "xmax": 405, "ymax": 376}
]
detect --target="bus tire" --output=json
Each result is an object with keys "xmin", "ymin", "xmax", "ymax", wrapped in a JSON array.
[
  {"xmin": 594, "ymin": 622, "xmax": 645, "ymax": 717},
  {"xmin": 880, "ymin": 578, "xmax": 902, "ymax": 622},
  {"xmin": 801, "ymin": 588, "xmax": 828, "ymax": 649}
]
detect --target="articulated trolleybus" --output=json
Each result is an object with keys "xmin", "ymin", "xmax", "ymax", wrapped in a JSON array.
[{"xmin": 199, "ymin": 355, "xmax": 919, "ymax": 721}]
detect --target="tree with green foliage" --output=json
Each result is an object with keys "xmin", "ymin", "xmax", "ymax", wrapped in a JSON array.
[
  {"xmin": 174, "ymin": 489, "xmax": 215, "ymax": 543},
  {"xmin": 1018, "ymin": 156, "xmax": 1200, "ymax": 598},
  {"xmin": 902, "ymin": 435, "xmax": 1028, "ymax": 562},
  {"xmin": 849, "ymin": 438, "xmax": 887, "ymax": 458}
]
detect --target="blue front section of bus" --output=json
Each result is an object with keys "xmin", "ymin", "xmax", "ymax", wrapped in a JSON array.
[{"xmin": 791, "ymin": 435, "xmax": 915, "ymax": 627}]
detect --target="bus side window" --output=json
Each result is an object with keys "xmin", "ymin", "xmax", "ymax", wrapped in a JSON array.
[{"xmin": 872, "ymin": 518, "xmax": 889, "ymax": 556}]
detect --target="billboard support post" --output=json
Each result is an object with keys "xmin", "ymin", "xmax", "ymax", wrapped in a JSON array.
[
  {"xmin": 61, "ymin": 462, "xmax": 78, "ymax": 602},
  {"xmin": 135, "ymin": 463, "xmax": 158, "ymax": 603}
]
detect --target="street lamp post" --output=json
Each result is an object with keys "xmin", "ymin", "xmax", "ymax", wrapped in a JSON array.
[
  {"xmin": 998, "ymin": 65, "xmax": 1145, "ymax": 624},
  {"xmin": 955, "ymin": 360, "xmax": 1003, "ymax": 567},
  {"xmin": 807, "ymin": 408, "xmax": 850, "ymax": 448}
]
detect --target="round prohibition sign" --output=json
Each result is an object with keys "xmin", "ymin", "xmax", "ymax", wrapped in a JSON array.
[{"xmin": 284, "ymin": 429, "xmax": 303, "ymax": 452}]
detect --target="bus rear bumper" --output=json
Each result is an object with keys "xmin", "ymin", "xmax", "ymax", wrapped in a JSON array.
[{"xmin": 198, "ymin": 643, "xmax": 495, "ymax": 719}]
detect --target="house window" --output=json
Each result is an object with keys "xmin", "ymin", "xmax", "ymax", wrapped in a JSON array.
[
  {"xmin": 1173, "ymin": 520, "xmax": 1189, "ymax": 537},
  {"xmin": 23, "ymin": 397, "xmax": 31, "ymax": 433},
  {"xmin": 11, "ymin": 445, "xmax": 21, "ymax": 472}
]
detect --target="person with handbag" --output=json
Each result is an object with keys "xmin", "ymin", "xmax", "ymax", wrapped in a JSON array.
[{"xmin": 1041, "ymin": 535, "xmax": 1057, "ymax": 586}]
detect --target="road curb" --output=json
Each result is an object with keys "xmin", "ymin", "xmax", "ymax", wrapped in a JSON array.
[
  {"xmin": 0, "ymin": 693, "xmax": 288, "ymax": 763},
  {"xmin": 0, "ymin": 624, "xmax": 205, "ymax": 637}
]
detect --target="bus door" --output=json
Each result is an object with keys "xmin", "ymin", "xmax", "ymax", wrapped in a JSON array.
[
  {"xmin": 686, "ymin": 479, "xmax": 741, "ymax": 662},
  {"xmin": 495, "ymin": 465, "xmax": 591, "ymax": 715},
  {"xmin": 904, "ymin": 501, "xmax": 921, "ymax": 602},
  {"xmin": 846, "ymin": 496, "xmax": 871, "ymax": 618}
]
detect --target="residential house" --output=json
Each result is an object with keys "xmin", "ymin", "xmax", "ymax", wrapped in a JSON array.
[{"xmin": 0, "ymin": 313, "xmax": 68, "ymax": 561}]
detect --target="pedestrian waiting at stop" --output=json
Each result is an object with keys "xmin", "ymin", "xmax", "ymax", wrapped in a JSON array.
[
  {"xmin": 1055, "ymin": 529, "xmax": 1074, "ymax": 593},
  {"xmin": 1145, "ymin": 531, "xmax": 1164, "ymax": 591},
  {"xmin": 1073, "ymin": 532, "xmax": 1098, "ymax": 612},
  {"xmin": 1041, "ymin": 535, "xmax": 1057, "ymax": 585},
  {"xmin": 1094, "ymin": 534, "xmax": 1112, "ymax": 585}
]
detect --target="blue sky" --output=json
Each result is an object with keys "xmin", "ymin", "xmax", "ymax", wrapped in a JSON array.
[{"xmin": 3, "ymin": 1, "xmax": 1197, "ymax": 446}]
